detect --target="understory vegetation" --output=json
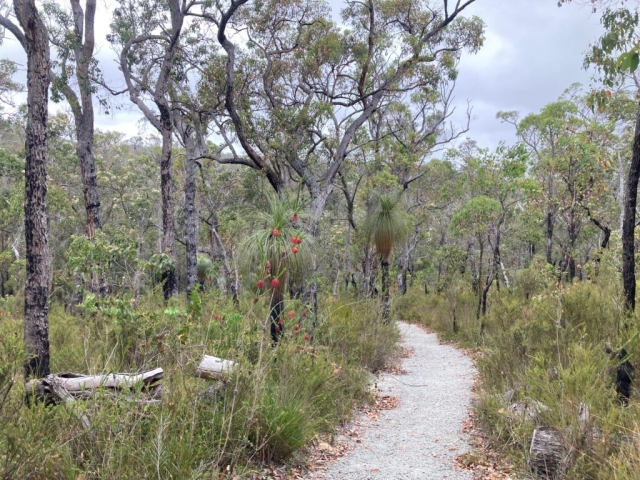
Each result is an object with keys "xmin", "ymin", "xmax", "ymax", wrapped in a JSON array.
[
  {"xmin": 395, "ymin": 249, "xmax": 640, "ymax": 479},
  {"xmin": 0, "ymin": 290, "xmax": 398, "ymax": 478}
]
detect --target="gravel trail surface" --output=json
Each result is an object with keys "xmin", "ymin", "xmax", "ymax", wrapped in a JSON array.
[{"xmin": 320, "ymin": 322, "xmax": 476, "ymax": 480}]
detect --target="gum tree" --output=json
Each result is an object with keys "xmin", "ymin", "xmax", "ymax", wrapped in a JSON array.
[{"xmin": 0, "ymin": 0, "xmax": 51, "ymax": 377}]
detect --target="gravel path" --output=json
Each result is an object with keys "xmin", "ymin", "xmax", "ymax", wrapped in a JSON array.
[{"xmin": 320, "ymin": 322, "xmax": 476, "ymax": 480}]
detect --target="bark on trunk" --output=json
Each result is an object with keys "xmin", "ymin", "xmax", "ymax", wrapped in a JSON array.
[
  {"xmin": 623, "ymin": 99, "xmax": 640, "ymax": 312},
  {"xmin": 397, "ymin": 229, "xmax": 419, "ymax": 295},
  {"xmin": 71, "ymin": 0, "xmax": 101, "ymax": 239},
  {"xmin": 381, "ymin": 259, "xmax": 390, "ymax": 324},
  {"xmin": 159, "ymin": 115, "xmax": 176, "ymax": 299},
  {"xmin": 182, "ymin": 130, "xmax": 199, "ymax": 298},
  {"xmin": 17, "ymin": 0, "xmax": 51, "ymax": 378},
  {"xmin": 546, "ymin": 175, "xmax": 555, "ymax": 265},
  {"xmin": 269, "ymin": 289, "xmax": 284, "ymax": 344}
]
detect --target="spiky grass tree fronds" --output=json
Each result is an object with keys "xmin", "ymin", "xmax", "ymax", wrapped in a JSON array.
[
  {"xmin": 363, "ymin": 193, "xmax": 412, "ymax": 263},
  {"xmin": 196, "ymin": 256, "xmax": 212, "ymax": 286},
  {"xmin": 363, "ymin": 192, "xmax": 412, "ymax": 323},
  {"xmin": 240, "ymin": 195, "xmax": 313, "ymax": 344}
]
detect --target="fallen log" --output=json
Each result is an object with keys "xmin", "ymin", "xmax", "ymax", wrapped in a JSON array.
[
  {"xmin": 26, "ymin": 368, "xmax": 164, "ymax": 405},
  {"xmin": 195, "ymin": 355, "xmax": 236, "ymax": 380}
]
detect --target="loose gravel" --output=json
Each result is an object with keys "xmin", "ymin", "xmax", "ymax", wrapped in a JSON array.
[{"xmin": 320, "ymin": 322, "xmax": 476, "ymax": 480}]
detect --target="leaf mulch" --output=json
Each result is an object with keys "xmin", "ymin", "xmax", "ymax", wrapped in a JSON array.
[{"xmin": 454, "ymin": 408, "xmax": 514, "ymax": 479}]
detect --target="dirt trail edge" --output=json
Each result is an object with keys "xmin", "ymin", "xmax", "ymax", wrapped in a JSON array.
[{"xmin": 319, "ymin": 322, "xmax": 476, "ymax": 480}]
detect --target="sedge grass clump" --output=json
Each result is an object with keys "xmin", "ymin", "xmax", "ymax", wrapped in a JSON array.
[{"xmin": 317, "ymin": 298, "xmax": 399, "ymax": 372}]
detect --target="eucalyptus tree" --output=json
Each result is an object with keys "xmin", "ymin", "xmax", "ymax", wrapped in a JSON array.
[
  {"xmin": 450, "ymin": 195, "xmax": 501, "ymax": 331},
  {"xmin": 109, "ymin": 0, "xmax": 195, "ymax": 299},
  {"xmin": 502, "ymin": 88, "xmax": 624, "ymax": 279},
  {"xmin": 0, "ymin": 0, "xmax": 52, "ymax": 377},
  {"xmin": 561, "ymin": 0, "xmax": 640, "ymax": 310},
  {"xmin": 41, "ymin": 1, "xmax": 102, "ymax": 246},
  {"xmin": 205, "ymin": 0, "xmax": 482, "ymax": 227}
]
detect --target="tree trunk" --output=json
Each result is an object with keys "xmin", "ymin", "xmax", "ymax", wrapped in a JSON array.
[
  {"xmin": 546, "ymin": 174, "xmax": 555, "ymax": 265},
  {"xmin": 270, "ymin": 289, "xmax": 284, "ymax": 344},
  {"xmin": 159, "ymin": 120, "xmax": 176, "ymax": 299},
  {"xmin": 381, "ymin": 259, "xmax": 390, "ymax": 324},
  {"xmin": 71, "ymin": 0, "xmax": 101, "ymax": 240},
  {"xmin": 475, "ymin": 239, "xmax": 484, "ymax": 323},
  {"xmin": 623, "ymin": 100, "xmax": 640, "ymax": 312},
  {"xmin": 17, "ymin": 0, "xmax": 51, "ymax": 379},
  {"xmin": 182, "ymin": 129, "xmax": 200, "ymax": 298},
  {"xmin": 397, "ymin": 229, "xmax": 419, "ymax": 295}
]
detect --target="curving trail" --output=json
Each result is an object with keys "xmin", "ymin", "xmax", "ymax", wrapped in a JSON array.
[{"xmin": 319, "ymin": 322, "xmax": 476, "ymax": 480}]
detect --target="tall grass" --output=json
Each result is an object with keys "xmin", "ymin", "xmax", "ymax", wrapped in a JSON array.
[{"xmin": 0, "ymin": 290, "xmax": 398, "ymax": 478}]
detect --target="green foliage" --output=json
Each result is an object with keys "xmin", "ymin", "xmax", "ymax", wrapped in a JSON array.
[
  {"xmin": 395, "ymin": 261, "xmax": 640, "ymax": 478},
  {"xmin": 450, "ymin": 196, "xmax": 501, "ymax": 239},
  {"xmin": 0, "ymin": 289, "xmax": 396, "ymax": 477},
  {"xmin": 362, "ymin": 192, "xmax": 412, "ymax": 262}
]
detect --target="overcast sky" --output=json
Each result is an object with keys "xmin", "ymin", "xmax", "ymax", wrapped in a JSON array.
[{"xmin": 2, "ymin": 0, "xmax": 604, "ymax": 149}]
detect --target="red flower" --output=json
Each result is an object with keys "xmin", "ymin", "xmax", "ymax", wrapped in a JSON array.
[
  {"xmin": 270, "ymin": 278, "xmax": 280, "ymax": 289},
  {"xmin": 275, "ymin": 325, "xmax": 281, "ymax": 332},
  {"xmin": 288, "ymin": 310, "xmax": 296, "ymax": 319},
  {"xmin": 304, "ymin": 335, "xmax": 311, "ymax": 341},
  {"xmin": 271, "ymin": 229, "xmax": 280, "ymax": 237},
  {"xmin": 291, "ymin": 247, "xmax": 298, "ymax": 254},
  {"xmin": 291, "ymin": 213, "xmax": 299, "ymax": 222},
  {"xmin": 214, "ymin": 314, "xmax": 220, "ymax": 321},
  {"xmin": 302, "ymin": 311, "xmax": 307, "ymax": 317},
  {"xmin": 290, "ymin": 236, "xmax": 297, "ymax": 244},
  {"xmin": 294, "ymin": 324, "xmax": 300, "ymax": 334},
  {"xmin": 257, "ymin": 280, "xmax": 265, "ymax": 289}
]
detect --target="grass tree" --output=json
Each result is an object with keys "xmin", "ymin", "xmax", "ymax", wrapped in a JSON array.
[
  {"xmin": 241, "ymin": 196, "xmax": 310, "ymax": 344},
  {"xmin": 364, "ymin": 193, "xmax": 411, "ymax": 324}
]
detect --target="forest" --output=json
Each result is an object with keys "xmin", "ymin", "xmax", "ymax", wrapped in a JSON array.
[{"xmin": 1, "ymin": 0, "xmax": 640, "ymax": 478}]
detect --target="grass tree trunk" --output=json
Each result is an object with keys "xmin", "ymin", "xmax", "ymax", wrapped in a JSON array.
[
  {"xmin": 270, "ymin": 286, "xmax": 284, "ymax": 344},
  {"xmin": 623, "ymin": 99, "xmax": 640, "ymax": 313},
  {"xmin": 381, "ymin": 259, "xmax": 390, "ymax": 324},
  {"xmin": 17, "ymin": 0, "xmax": 51, "ymax": 378}
]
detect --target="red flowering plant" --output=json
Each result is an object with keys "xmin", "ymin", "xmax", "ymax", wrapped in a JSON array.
[{"xmin": 240, "ymin": 194, "xmax": 312, "ymax": 344}]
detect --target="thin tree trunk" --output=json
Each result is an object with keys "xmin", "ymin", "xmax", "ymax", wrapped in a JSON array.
[
  {"xmin": 17, "ymin": 0, "xmax": 51, "ymax": 378},
  {"xmin": 159, "ymin": 117, "xmax": 176, "ymax": 299},
  {"xmin": 270, "ymin": 285, "xmax": 285, "ymax": 344},
  {"xmin": 619, "ymin": 150, "xmax": 625, "ymax": 239},
  {"xmin": 182, "ymin": 130, "xmax": 199, "ymax": 298},
  {"xmin": 381, "ymin": 259, "xmax": 390, "ymax": 324},
  {"xmin": 623, "ymin": 99, "xmax": 640, "ymax": 313},
  {"xmin": 546, "ymin": 174, "xmax": 555, "ymax": 264},
  {"xmin": 476, "ymin": 239, "xmax": 484, "ymax": 322}
]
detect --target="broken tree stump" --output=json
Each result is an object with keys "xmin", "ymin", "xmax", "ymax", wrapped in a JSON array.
[
  {"xmin": 195, "ymin": 355, "xmax": 236, "ymax": 380},
  {"xmin": 529, "ymin": 427, "xmax": 566, "ymax": 479}
]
